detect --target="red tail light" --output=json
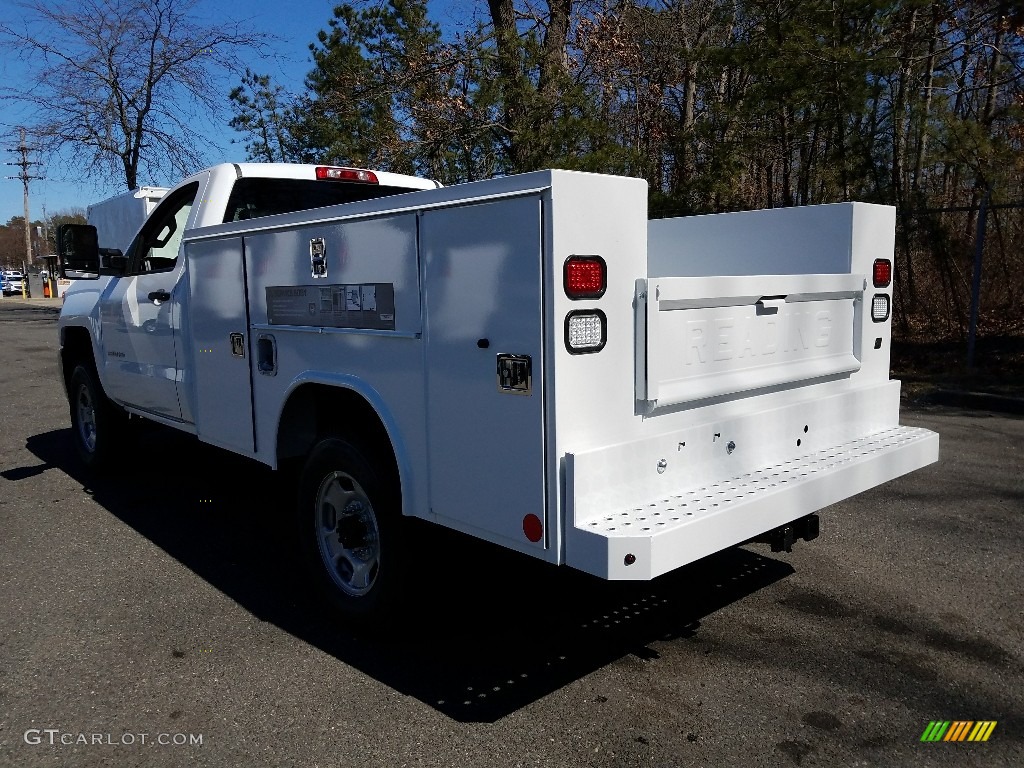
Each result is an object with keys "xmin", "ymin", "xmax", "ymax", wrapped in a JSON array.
[
  {"xmin": 564, "ymin": 256, "xmax": 606, "ymax": 299},
  {"xmin": 523, "ymin": 514, "xmax": 543, "ymax": 543},
  {"xmin": 315, "ymin": 166, "xmax": 378, "ymax": 183},
  {"xmin": 873, "ymin": 259, "xmax": 892, "ymax": 288}
]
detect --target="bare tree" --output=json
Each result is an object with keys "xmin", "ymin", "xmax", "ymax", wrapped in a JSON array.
[{"xmin": 0, "ymin": 0, "xmax": 267, "ymax": 189}]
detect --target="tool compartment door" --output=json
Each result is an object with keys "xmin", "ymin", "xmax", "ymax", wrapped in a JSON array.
[
  {"xmin": 186, "ymin": 236, "xmax": 255, "ymax": 456},
  {"xmin": 421, "ymin": 196, "xmax": 547, "ymax": 549}
]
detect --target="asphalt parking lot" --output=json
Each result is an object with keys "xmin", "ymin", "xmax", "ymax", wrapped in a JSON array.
[{"xmin": 0, "ymin": 299, "xmax": 1021, "ymax": 767}]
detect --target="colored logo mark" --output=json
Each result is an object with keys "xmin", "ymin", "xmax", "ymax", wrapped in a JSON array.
[{"xmin": 920, "ymin": 721, "xmax": 997, "ymax": 742}]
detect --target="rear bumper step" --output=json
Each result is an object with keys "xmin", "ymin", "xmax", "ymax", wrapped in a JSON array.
[{"xmin": 566, "ymin": 425, "xmax": 938, "ymax": 580}]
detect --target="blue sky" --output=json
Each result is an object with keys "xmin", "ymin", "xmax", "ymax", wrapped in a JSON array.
[{"xmin": 0, "ymin": 0, "xmax": 476, "ymax": 225}]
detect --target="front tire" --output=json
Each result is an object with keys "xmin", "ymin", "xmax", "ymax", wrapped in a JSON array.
[
  {"xmin": 297, "ymin": 437, "xmax": 404, "ymax": 625},
  {"xmin": 68, "ymin": 364, "xmax": 126, "ymax": 471}
]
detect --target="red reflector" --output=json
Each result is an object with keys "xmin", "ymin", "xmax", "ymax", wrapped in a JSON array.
[
  {"xmin": 315, "ymin": 166, "xmax": 379, "ymax": 184},
  {"xmin": 523, "ymin": 514, "xmax": 543, "ymax": 543},
  {"xmin": 564, "ymin": 256, "xmax": 606, "ymax": 299},
  {"xmin": 873, "ymin": 259, "xmax": 892, "ymax": 288}
]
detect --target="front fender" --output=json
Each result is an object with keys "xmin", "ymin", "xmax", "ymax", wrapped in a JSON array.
[{"xmin": 58, "ymin": 279, "xmax": 111, "ymax": 395}]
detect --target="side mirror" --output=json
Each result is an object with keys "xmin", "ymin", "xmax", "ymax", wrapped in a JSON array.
[{"xmin": 56, "ymin": 223, "xmax": 100, "ymax": 280}]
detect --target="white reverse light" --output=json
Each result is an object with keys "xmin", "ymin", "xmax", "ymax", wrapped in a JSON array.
[
  {"xmin": 565, "ymin": 310, "xmax": 606, "ymax": 353},
  {"xmin": 871, "ymin": 294, "xmax": 890, "ymax": 322}
]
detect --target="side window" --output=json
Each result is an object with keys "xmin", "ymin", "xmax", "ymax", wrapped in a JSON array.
[{"xmin": 131, "ymin": 182, "xmax": 199, "ymax": 275}]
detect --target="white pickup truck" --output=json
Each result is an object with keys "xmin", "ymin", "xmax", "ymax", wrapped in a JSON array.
[{"xmin": 56, "ymin": 162, "xmax": 938, "ymax": 622}]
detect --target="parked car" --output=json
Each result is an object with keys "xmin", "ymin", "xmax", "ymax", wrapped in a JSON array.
[{"xmin": 2, "ymin": 271, "xmax": 24, "ymax": 296}]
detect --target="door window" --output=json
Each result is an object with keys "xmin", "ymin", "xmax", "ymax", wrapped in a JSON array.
[{"xmin": 128, "ymin": 182, "xmax": 199, "ymax": 275}]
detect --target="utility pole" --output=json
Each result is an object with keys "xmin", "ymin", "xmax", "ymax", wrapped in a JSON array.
[
  {"xmin": 41, "ymin": 203, "xmax": 49, "ymax": 258},
  {"xmin": 6, "ymin": 127, "xmax": 44, "ymax": 285}
]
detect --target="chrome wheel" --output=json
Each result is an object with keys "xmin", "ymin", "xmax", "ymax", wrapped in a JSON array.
[
  {"xmin": 314, "ymin": 471, "xmax": 381, "ymax": 597},
  {"xmin": 75, "ymin": 381, "xmax": 98, "ymax": 454}
]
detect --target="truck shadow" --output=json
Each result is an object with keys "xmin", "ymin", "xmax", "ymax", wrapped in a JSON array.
[{"xmin": 21, "ymin": 425, "xmax": 795, "ymax": 723}]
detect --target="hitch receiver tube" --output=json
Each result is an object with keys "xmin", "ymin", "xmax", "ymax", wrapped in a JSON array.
[{"xmin": 755, "ymin": 514, "xmax": 820, "ymax": 553}]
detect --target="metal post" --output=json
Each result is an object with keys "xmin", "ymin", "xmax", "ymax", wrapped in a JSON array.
[{"xmin": 966, "ymin": 185, "xmax": 992, "ymax": 368}]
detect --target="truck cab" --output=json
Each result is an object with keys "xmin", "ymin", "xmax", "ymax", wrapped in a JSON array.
[{"xmin": 59, "ymin": 163, "xmax": 439, "ymax": 425}]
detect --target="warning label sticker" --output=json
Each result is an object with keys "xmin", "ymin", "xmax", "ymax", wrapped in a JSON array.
[{"xmin": 266, "ymin": 284, "xmax": 396, "ymax": 330}]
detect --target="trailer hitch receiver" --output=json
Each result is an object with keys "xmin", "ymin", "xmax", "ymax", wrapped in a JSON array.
[{"xmin": 757, "ymin": 514, "xmax": 820, "ymax": 553}]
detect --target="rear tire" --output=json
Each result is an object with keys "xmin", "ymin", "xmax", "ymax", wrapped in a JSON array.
[
  {"xmin": 68, "ymin": 364, "xmax": 127, "ymax": 471},
  {"xmin": 296, "ymin": 437, "xmax": 405, "ymax": 626}
]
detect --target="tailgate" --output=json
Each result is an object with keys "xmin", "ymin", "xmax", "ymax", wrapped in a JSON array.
[{"xmin": 636, "ymin": 273, "xmax": 865, "ymax": 410}]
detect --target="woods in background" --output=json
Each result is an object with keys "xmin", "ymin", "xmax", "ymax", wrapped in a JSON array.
[{"xmin": 230, "ymin": 0, "xmax": 1024, "ymax": 339}]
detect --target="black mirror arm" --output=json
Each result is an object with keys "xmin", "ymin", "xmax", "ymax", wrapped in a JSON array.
[{"xmin": 99, "ymin": 249, "xmax": 128, "ymax": 275}]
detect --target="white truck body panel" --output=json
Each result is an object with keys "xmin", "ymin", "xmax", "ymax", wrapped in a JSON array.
[
  {"xmin": 420, "ymin": 196, "xmax": 548, "ymax": 548},
  {"xmin": 186, "ymin": 236, "xmax": 252, "ymax": 451},
  {"xmin": 61, "ymin": 166, "xmax": 938, "ymax": 582},
  {"xmin": 185, "ymin": 175, "xmax": 559, "ymax": 558}
]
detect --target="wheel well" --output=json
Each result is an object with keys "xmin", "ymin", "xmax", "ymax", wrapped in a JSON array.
[
  {"xmin": 60, "ymin": 326, "xmax": 96, "ymax": 393},
  {"xmin": 277, "ymin": 384, "xmax": 399, "ymax": 481}
]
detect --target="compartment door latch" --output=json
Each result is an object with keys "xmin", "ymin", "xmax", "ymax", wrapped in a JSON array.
[
  {"xmin": 229, "ymin": 332, "xmax": 245, "ymax": 357},
  {"xmin": 496, "ymin": 354, "xmax": 532, "ymax": 395}
]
